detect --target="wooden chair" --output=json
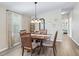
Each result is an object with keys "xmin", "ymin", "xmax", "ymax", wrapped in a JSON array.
[
  {"xmin": 43, "ymin": 31, "xmax": 58, "ymax": 56},
  {"xmin": 20, "ymin": 32, "xmax": 38, "ymax": 56},
  {"xmin": 20, "ymin": 30, "xmax": 26, "ymax": 35}
]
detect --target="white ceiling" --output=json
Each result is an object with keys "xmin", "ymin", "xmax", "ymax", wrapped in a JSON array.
[{"xmin": 0, "ymin": 2, "xmax": 76, "ymax": 16}]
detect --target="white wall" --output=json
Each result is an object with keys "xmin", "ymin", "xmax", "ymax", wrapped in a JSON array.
[
  {"xmin": 37, "ymin": 10, "xmax": 63, "ymax": 41},
  {"xmin": 0, "ymin": 7, "xmax": 8, "ymax": 52},
  {"xmin": 71, "ymin": 3, "xmax": 79, "ymax": 45}
]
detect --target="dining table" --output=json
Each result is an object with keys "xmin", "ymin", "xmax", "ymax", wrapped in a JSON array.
[{"xmin": 31, "ymin": 34, "xmax": 51, "ymax": 54}]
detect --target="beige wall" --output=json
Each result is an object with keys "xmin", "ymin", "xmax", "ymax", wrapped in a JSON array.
[
  {"xmin": 0, "ymin": 6, "xmax": 31, "ymax": 52},
  {"xmin": 22, "ymin": 15, "xmax": 31, "ymax": 32},
  {"xmin": 0, "ymin": 7, "xmax": 8, "ymax": 52}
]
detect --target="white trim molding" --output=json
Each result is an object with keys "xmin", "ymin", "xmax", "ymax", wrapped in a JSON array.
[
  {"xmin": 71, "ymin": 38, "xmax": 79, "ymax": 46},
  {"xmin": 68, "ymin": 36, "xmax": 79, "ymax": 47},
  {"xmin": 13, "ymin": 42, "xmax": 21, "ymax": 47},
  {"xmin": 0, "ymin": 48, "xmax": 8, "ymax": 53},
  {"xmin": 67, "ymin": 34, "xmax": 79, "ymax": 46},
  {"xmin": 56, "ymin": 40, "xmax": 62, "ymax": 42}
]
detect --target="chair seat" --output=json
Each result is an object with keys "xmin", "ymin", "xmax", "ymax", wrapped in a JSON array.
[
  {"xmin": 24, "ymin": 42, "xmax": 39, "ymax": 50},
  {"xmin": 43, "ymin": 40, "xmax": 53, "ymax": 46},
  {"xmin": 32, "ymin": 42, "xmax": 40, "ymax": 49}
]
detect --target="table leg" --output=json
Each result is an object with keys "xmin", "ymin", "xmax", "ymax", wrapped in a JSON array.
[{"xmin": 38, "ymin": 40, "xmax": 43, "ymax": 55}]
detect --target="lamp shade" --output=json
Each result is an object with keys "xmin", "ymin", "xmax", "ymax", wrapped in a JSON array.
[{"xmin": 31, "ymin": 18, "xmax": 41, "ymax": 23}]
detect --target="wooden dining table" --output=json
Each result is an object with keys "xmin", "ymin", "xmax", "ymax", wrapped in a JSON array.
[
  {"xmin": 31, "ymin": 34, "xmax": 49, "ymax": 40},
  {"xmin": 31, "ymin": 34, "xmax": 50, "ymax": 54}
]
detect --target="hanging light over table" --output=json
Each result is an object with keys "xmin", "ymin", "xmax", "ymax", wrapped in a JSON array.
[{"xmin": 31, "ymin": 2, "xmax": 41, "ymax": 23}]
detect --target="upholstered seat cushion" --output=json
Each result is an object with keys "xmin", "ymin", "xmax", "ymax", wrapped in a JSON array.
[
  {"xmin": 32, "ymin": 42, "xmax": 40, "ymax": 49},
  {"xmin": 43, "ymin": 40, "xmax": 53, "ymax": 46}
]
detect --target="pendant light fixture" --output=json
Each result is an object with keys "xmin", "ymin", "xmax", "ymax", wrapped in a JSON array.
[{"xmin": 31, "ymin": 2, "xmax": 41, "ymax": 23}]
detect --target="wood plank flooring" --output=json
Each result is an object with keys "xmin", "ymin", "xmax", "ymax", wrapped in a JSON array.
[
  {"xmin": 0, "ymin": 34, "xmax": 79, "ymax": 56},
  {"xmin": 56, "ymin": 35, "xmax": 79, "ymax": 56}
]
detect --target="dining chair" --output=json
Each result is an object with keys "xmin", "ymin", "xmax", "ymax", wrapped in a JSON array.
[
  {"xmin": 36, "ymin": 29, "xmax": 47, "ymax": 54},
  {"xmin": 20, "ymin": 32, "xmax": 37, "ymax": 56},
  {"xmin": 20, "ymin": 29, "xmax": 34, "ymax": 42},
  {"xmin": 20, "ymin": 30, "xmax": 26, "ymax": 35},
  {"xmin": 43, "ymin": 31, "xmax": 58, "ymax": 56}
]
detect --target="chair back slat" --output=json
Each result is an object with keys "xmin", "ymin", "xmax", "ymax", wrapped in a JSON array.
[{"xmin": 53, "ymin": 31, "xmax": 58, "ymax": 46}]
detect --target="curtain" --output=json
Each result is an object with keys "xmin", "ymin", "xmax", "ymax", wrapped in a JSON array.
[{"xmin": 6, "ymin": 10, "xmax": 22, "ymax": 47}]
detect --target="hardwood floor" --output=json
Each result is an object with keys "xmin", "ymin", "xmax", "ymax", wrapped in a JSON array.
[
  {"xmin": 56, "ymin": 34, "xmax": 79, "ymax": 56},
  {"xmin": 0, "ymin": 34, "xmax": 79, "ymax": 56}
]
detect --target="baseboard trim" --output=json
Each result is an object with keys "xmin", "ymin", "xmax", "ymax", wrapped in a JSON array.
[
  {"xmin": 56, "ymin": 40, "xmax": 62, "ymax": 42},
  {"xmin": 50, "ymin": 39, "xmax": 62, "ymax": 42},
  {"xmin": 0, "ymin": 47, "xmax": 8, "ymax": 53},
  {"xmin": 13, "ymin": 42, "xmax": 21, "ymax": 47},
  {"xmin": 70, "ymin": 37, "xmax": 79, "ymax": 46}
]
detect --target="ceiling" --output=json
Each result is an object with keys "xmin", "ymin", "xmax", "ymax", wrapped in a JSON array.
[{"xmin": 0, "ymin": 2, "xmax": 76, "ymax": 16}]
